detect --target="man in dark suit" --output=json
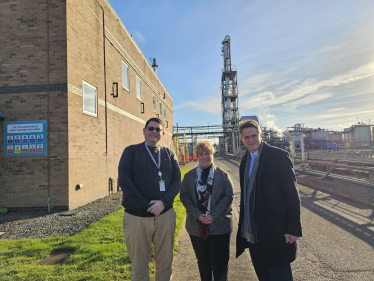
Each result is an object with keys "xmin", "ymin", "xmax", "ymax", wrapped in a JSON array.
[{"xmin": 236, "ymin": 120, "xmax": 302, "ymax": 281}]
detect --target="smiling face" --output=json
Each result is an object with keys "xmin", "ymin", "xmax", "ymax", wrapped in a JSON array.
[
  {"xmin": 143, "ymin": 121, "xmax": 163, "ymax": 146},
  {"xmin": 241, "ymin": 127, "xmax": 262, "ymax": 153},
  {"xmin": 197, "ymin": 150, "xmax": 213, "ymax": 169}
]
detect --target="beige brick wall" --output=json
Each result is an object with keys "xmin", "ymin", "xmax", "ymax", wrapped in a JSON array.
[
  {"xmin": 0, "ymin": 0, "xmax": 175, "ymax": 210},
  {"xmin": 0, "ymin": 0, "xmax": 69, "ymax": 209},
  {"xmin": 0, "ymin": 0, "xmax": 67, "ymax": 86},
  {"xmin": 66, "ymin": 0, "xmax": 174, "ymax": 209}
]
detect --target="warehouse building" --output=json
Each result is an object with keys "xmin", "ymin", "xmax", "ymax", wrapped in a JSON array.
[{"xmin": 0, "ymin": 0, "xmax": 174, "ymax": 210}]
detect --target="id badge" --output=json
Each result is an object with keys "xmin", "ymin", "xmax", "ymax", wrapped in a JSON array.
[{"xmin": 159, "ymin": 180, "xmax": 165, "ymax": 191}]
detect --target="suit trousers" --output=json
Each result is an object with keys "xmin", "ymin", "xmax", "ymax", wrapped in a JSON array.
[
  {"xmin": 123, "ymin": 208, "xmax": 176, "ymax": 281},
  {"xmin": 190, "ymin": 232, "xmax": 231, "ymax": 281},
  {"xmin": 248, "ymin": 241, "xmax": 293, "ymax": 281}
]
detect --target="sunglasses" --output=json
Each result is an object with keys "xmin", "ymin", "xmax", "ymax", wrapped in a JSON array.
[{"xmin": 147, "ymin": 126, "xmax": 162, "ymax": 133}]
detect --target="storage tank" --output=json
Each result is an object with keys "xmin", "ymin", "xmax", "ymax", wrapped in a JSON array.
[
  {"xmin": 353, "ymin": 126, "xmax": 371, "ymax": 147},
  {"xmin": 330, "ymin": 133, "xmax": 342, "ymax": 141},
  {"xmin": 311, "ymin": 130, "xmax": 330, "ymax": 140}
]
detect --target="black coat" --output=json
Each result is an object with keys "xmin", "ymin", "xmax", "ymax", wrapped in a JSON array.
[{"xmin": 236, "ymin": 142, "xmax": 302, "ymax": 267}]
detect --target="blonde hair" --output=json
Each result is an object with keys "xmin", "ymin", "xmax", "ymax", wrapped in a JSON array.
[{"xmin": 194, "ymin": 140, "xmax": 215, "ymax": 158}]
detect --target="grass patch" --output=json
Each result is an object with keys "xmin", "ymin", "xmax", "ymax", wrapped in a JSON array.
[
  {"xmin": 0, "ymin": 168, "xmax": 191, "ymax": 281},
  {"xmin": 173, "ymin": 168, "xmax": 190, "ymax": 253}
]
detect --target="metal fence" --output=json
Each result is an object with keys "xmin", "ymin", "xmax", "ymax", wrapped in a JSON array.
[{"xmin": 295, "ymin": 148, "xmax": 374, "ymax": 162}]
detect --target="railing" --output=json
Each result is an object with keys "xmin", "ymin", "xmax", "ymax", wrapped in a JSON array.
[
  {"xmin": 294, "ymin": 158, "xmax": 374, "ymax": 187},
  {"xmin": 294, "ymin": 167, "xmax": 374, "ymax": 188},
  {"xmin": 295, "ymin": 148, "xmax": 374, "ymax": 162}
]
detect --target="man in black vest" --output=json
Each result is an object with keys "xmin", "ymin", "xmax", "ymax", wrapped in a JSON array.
[{"xmin": 236, "ymin": 120, "xmax": 302, "ymax": 281}]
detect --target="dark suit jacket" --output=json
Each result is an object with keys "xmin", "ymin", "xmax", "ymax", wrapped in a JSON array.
[{"xmin": 236, "ymin": 142, "xmax": 302, "ymax": 267}]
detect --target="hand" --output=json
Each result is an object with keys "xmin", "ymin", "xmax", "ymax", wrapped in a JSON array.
[
  {"xmin": 206, "ymin": 215, "xmax": 214, "ymax": 224},
  {"xmin": 285, "ymin": 234, "xmax": 299, "ymax": 244},
  {"xmin": 147, "ymin": 200, "xmax": 165, "ymax": 217},
  {"xmin": 198, "ymin": 214, "xmax": 214, "ymax": 224},
  {"xmin": 198, "ymin": 214, "xmax": 210, "ymax": 224}
]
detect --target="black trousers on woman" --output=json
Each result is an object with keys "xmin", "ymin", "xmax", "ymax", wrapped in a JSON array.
[{"xmin": 189, "ymin": 233, "xmax": 231, "ymax": 281}]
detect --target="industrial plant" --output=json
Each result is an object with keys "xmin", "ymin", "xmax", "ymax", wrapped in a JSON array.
[{"xmin": 172, "ymin": 35, "xmax": 374, "ymax": 164}]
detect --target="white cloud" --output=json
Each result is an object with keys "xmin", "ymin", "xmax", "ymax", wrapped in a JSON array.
[
  {"xmin": 240, "ymin": 62, "xmax": 374, "ymax": 111},
  {"xmin": 172, "ymin": 63, "xmax": 374, "ymax": 125},
  {"xmin": 314, "ymin": 45, "xmax": 343, "ymax": 56},
  {"xmin": 240, "ymin": 73, "xmax": 299, "ymax": 97},
  {"xmin": 241, "ymin": 73, "xmax": 273, "ymax": 94},
  {"xmin": 241, "ymin": 91, "xmax": 276, "ymax": 109},
  {"xmin": 308, "ymin": 108, "xmax": 374, "ymax": 121},
  {"xmin": 133, "ymin": 31, "xmax": 145, "ymax": 43},
  {"xmin": 327, "ymin": 107, "xmax": 346, "ymax": 113},
  {"xmin": 282, "ymin": 92, "xmax": 332, "ymax": 112},
  {"xmin": 174, "ymin": 97, "xmax": 221, "ymax": 114}
]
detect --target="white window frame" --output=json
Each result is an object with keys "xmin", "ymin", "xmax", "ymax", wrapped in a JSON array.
[
  {"xmin": 122, "ymin": 61, "xmax": 129, "ymax": 91},
  {"xmin": 159, "ymin": 101, "xmax": 162, "ymax": 117},
  {"xmin": 82, "ymin": 81, "xmax": 97, "ymax": 117},
  {"xmin": 164, "ymin": 105, "xmax": 166, "ymax": 119},
  {"xmin": 136, "ymin": 76, "xmax": 142, "ymax": 101},
  {"xmin": 153, "ymin": 95, "xmax": 156, "ymax": 112}
]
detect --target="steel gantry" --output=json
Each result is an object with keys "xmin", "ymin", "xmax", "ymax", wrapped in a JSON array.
[{"xmin": 221, "ymin": 35, "xmax": 240, "ymax": 154}]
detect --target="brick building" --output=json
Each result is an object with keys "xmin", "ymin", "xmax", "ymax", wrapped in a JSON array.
[{"xmin": 0, "ymin": 0, "xmax": 174, "ymax": 210}]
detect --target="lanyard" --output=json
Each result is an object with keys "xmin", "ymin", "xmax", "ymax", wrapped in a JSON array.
[{"xmin": 144, "ymin": 142, "xmax": 162, "ymax": 180}]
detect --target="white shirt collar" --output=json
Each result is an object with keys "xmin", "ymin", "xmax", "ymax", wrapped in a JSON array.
[{"xmin": 250, "ymin": 150, "xmax": 258, "ymax": 157}]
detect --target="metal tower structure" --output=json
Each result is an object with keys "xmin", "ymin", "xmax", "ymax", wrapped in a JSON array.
[{"xmin": 221, "ymin": 35, "xmax": 239, "ymax": 154}]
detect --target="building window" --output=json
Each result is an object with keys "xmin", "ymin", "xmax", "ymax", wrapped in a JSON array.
[
  {"xmin": 153, "ymin": 95, "xmax": 156, "ymax": 112},
  {"xmin": 122, "ymin": 62, "xmax": 129, "ymax": 91},
  {"xmin": 159, "ymin": 102, "xmax": 162, "ymax": 117},
  {"xmin": 164, "ymin": 105, "xmax": 166, "ymax": 119},
  {"xmin": 83, "ymin": 81, "xmax": 97, "ymax": 117},
  {"xmin": 136, "ymin": 77, "xmax": 142, "ymax": 100}
]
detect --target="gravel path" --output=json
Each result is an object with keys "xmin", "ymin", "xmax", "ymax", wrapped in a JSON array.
[{"xmin": 0, "ymin": 192, "xmax": 123, "ymax": 240}]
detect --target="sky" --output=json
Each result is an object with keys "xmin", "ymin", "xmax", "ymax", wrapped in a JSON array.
[{"xmin": 109, "ymin": 0, "xmax": 374, "ymax": 133}]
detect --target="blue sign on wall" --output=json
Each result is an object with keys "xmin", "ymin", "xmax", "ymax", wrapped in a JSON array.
[{"xmin": 4, "ymin": 121, "xmax": 47, "ymax": 156}]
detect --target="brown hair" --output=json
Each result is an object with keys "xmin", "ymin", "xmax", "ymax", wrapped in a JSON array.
[
  {"xmin": 239, "ymin": 120, "xmax": 262, "ymax": 136},
  {"xmin": 145, "ymin": 117, "xmax": 164, "ymax": 129},
  {"xmin": 194, "ymin": 140, "xmax": 215, "ymax": 158}
]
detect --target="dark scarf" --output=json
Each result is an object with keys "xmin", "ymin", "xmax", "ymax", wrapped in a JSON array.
[
  {"xmin": 241, "ymin": 142, "xmax": 264, "ymax": 243},
  {"xmin": 195, "ymin": 163, "xmax": 215, "ymax": 240}
]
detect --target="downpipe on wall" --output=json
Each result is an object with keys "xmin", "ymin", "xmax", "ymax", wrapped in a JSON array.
[
  {"xmin": 46, "ymin": 0, "xmax": 51, "ymax": 212},
  {"xmin": 96, "ymin": 0, "xmax": 108, "ymax": 156}
]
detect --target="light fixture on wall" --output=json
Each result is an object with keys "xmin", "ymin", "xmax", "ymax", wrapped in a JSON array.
[
  {"xmin": 166, "ymin": 121, "xmax": 168, "ymax": 128},
  {"xmin": 112, "ymin": 82, "xmax": 118, "ymax": 98},
  {"xmin": 0, "ymin": 112, "xmax": 7, "ymax": 121},
  {"xmin": 141, "ymin": 103, "xmax": 145, "ymax": 114}
]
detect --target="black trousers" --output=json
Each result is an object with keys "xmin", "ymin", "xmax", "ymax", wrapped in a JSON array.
[
  {"xmin": 248, "ymin": 241, "xmax": 293, "ymax": 281},
  {"xmin": 190, "ymin": 233, "xmax": 231, "ymax": 281}
]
